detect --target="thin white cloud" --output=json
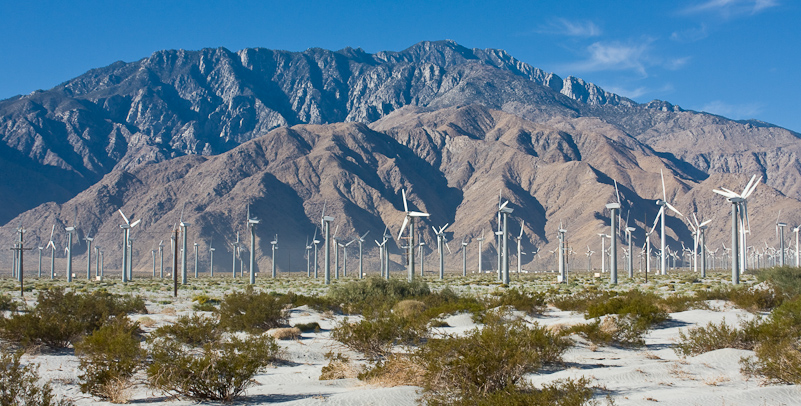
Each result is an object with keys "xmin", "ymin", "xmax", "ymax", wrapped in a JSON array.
[
  {"xmin": 564, "ymin": 40, "xmax": 652, "ymax": 76},
  {"xmin": 670, "ymin": 25, "xmax": 709, "ymax": 42},
  {"xmin": 700, "ymin": 100, "xmax": 763, "ymax": 118},
  {"xmin": 540, "ymin": 18, "xmax": 602, "ymax": 37},
  {"xmin": 603, "ymin": 83, "xmax": 676, "ymax": 100},
  {"xmin": 683, "ymin": 0, "xmax": 779, "ymax": 17}
]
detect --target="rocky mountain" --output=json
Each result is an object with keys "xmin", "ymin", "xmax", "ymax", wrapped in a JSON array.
[{"xmin": 2, "ymin": 40, "xmax": 800, "ymax": 276}]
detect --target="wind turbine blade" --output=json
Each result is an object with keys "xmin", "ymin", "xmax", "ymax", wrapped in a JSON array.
[
  {"xmin": 312, "ymin": 227, "xmax": 317, "ymax": 242},
  {"xmin": 664, "ymin": 202, "xmax": 684, "ymax": 218},
  {"xmin": 614, "ymin": 179, "xmax": 621, "ymax": 205},
  {"xmin": 402, "ymin": 189, "xmax": 409, "ymax": 213},
  {"xmin": 660, "ymin": 169, "xmax": 667, "ymax": 201},
  {"xmin": 518, "ymin": 220, "xmax": 525, "ymax": 238},
  {"xmin": 649, "ymin": 207, "xmax": 664, "ymax": 233},
  {"xmin": 399, "ymin": 217, "xmax": 409, "ymax": 240},
  {"xmin": 446, "ymin": 242, "xmax": 451, "ymax": 254},
  {"xmin": 361, "ymin": 230, "xmax": 370, "ymax": 239},
  {"xmin": 700, "ymin": 219, "xmax": 712, "ymax": 227},
  {"xmin": 131, "ymin": 219, "xmax": 141, "ymax": 228},
  {"xmin": 693, "ymin": 213, "xmax": 699, "ymax": 228},
  {"xmin": 321, "ymin": 200, "xmax": 327, "ymax": 220},
  {"xmin": 118, "ymin": 209, "xmax": 130, "ymax": 225},
  {"xmin": 442, "ymin": 223, "xmax": 450, "ymax": 232},
  {"xmin": 499, "ymin": 200, "xmax": 509, "ymax": 210},
  {"xmin": 333, "ymin": 225, "xmax": 339, "ymax": 239},
  {"xmin": 713, "ymin": 189, "xmax": 738, "ymax": 199},
  {"xmin": 744, "ymin": 176, "xmax": 762, "ymax": 198},
  {"xmin": 498, "ymin": 189, "xmax": 502, "ymax": 208},
  {"xmin": 180, "ymin": 202, "xmax": 186, "ymax": 223},
  {"xmin": 742, "ymin": 175, "xmax": 757, "ymax": 197},
  {"xmin": 49, "ymin": 224, "xmax": 55, "ymax": 241}
]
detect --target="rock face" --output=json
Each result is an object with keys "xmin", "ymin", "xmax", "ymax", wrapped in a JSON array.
[{"xmin": 1, "ymin": 40, "xmax": 801, "ymax": 275}]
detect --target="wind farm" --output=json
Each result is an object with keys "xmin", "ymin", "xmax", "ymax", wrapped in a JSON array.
[{"xmin": 2, "ymin": 40, "xmax": 801, "ymax": 405}]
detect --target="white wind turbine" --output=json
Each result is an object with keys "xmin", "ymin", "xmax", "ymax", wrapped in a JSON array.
[
  {"xmin": 713, "ymin": 174, "xmax": 761, "ymax": 284},
  {"xmin": 687, "ymin": 213, "xmax": 712, "ymax": 277},
  {"xmin": 776, "ymin": 211, "xmax": 787, "ymax": 267},
  {"xmin": 515, "ymin": 221, "xmax": 525, "ymax": 276},
  {"xmin": 46, "ymin": 225, "xmax": 56, "ymax": 279},
  {"xmin": 417, "ymin": 233, "xmax": 426, "ymax": 277},
  {"xmin": 321, "ymin": 201, "xmax": 335, "ymax": 285},
  {"xmin": 342, "ymin": 238, "xmax": 356, "ymax": 277},
  {"xmin": 625, "ymin": 215, "xmax": 636, "ymax": 278},
  {"xmin": 398, "ymin": 189, "xmax": 429, "ymax": 282},
  {"xmin": 432, "ymin": 224, "xmax": 451, "ymax": 280},
  {"xmin": 606, "ymin": 180, "xmax": 622, "ymax": 284},
  {"xmin": 476, "ymin": 230, "xmax": 485, "ymax": 274},
  {"xmin": 208, "ymin": 241, "xmax": 215, "ymax": 277},
  {"xmin": 460, "ymin": 237, "xmax": 468, "ymax": 276},
  {"xmin": 558, "ymin": 222, "xmax": 567, "ymax": 283},
  {"xmin": 497, "ymin": 197, "xmax": 514, "ymax": 285},
  {"xmin": 793, "ymin": 225, "xmax": 800, "ymax": 267},
  {"xmin": 247, "ymin": 206, "xmax": 260, "ymax": 284},
  {"xmin": 118, "ymin": 209, "xmax": 141, "ymax": 283},
  {"xmin": 271, "ymin": 233, "xmax": 278, "ymax": 278},
  {"xmin": 375, "ymin": 227, "xmax": 389, "ymax": 279},
  {"xmin": 178, "ymin": 205, "xmax": 190, "ymax": 285},
  {"xmin": 84, "ymin": 235, "xmax": 94, "ymax": 280},
  {"xmin": 305, "ymin": 236, "xmax": 313, "ymax": 278},
  {"xmin": 356, "ymin": 230, "xmax": 370, "ymax": 279},
  {"xmin": 644, "ymin": 211, "xmax": 661, "ymax": 276},
  {"xmin": 656, "ymin": 169, "xmax": 685, "ymax": 275},
  {"xmin": 312, "ymin": 227, "xmax": 321, "ymax": 278},
  {"xmin": 158, "ymin": 240, "xmax": 165, "ymax": 278},
  {"xmin": 230, "ymin": 231, "xmax": 240, "ymax": 278},
  {"xmin": 65, "ymin": 208, "xmax": 77, "ymax": 282},
  {"xmin": 586, "ymin": 246, "xmax": 595, "ymax": 272},
  {"xmin": 332, "ymin": 225, "xmax": 340, "ymax": 279}
]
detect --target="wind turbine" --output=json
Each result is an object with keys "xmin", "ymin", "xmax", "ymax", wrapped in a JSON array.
[
  {"xmin": 794, "ymin": 226, "xmax": 800, "ymax": 267},
  {"xmin": 656, "ymin": 170, "xmax": 684, "ymax": 275},
  {"xmin": 586, "ymin": 246, "xmax": 595, "ymax": 272},
  {"xmin": 356, "ymin": 230, "xmax": 370, "ymax": 279},
  {"xmin": 332, "ymin": 225, "xmax": 340, "ymax": 279},
  {"xmin": 65, "ymin": 208, "xmax": 77, "ymax": 282},
  {"xmin": 477, "ymin": 230, "xmax": 485, "ymax": 274},
  {"xmin": 209, "ymin": 242, "xmax": 215, "ymax": 277},
  {"xmin": 37, "ymin": 244, "xmax": 43, "ymax": 278},
  {"xmin": 193, "ymin": 242, "xmax": 199, "ymax": 278},
  {"xmin": 375, "ymin": 227, "xmax": 389, "ymax": 279},
  {"xmin": 321, "ymin": 201, "xmax": 334, "ymax": 285},
  {"xmin": 607, "ymin": 180, "xmax": 622, "ymax": 284},
  {"xmin": 271, "ymin": 234, "xmax": 278, "ymax": 278},
  {"xmin": 558, "ymin": 223, "xmax": 567, "ymax": 284},
  {"xmin": 598, "ymin": 233, "xmax": 608, "ymax": 274},
  {"xmin": 84, "ymin": 235, "xmax": 94, "ymax": 280},
  {"xmin": 689, "ymin": 214, "xmax": 713, "ymax": 277},
  {"xmin": 158, "ymin": 240, "xmax": 165, "ymax": 278},
  {"xmin": 713, "ymin": 174, "xmax": 761, "ymax": 284},
  {"xmin": 151, "ymin": 249, "xmax": 157, "ymax": 278},
  {"xmin": 625, "ymin": 220, "xmax": 635, "ymax": 278},
  {"xmin": 460, "ymin": 237, "xmax": 468, "ymax": 276},
  {"xmin": 515, "ymin": 221, "xmax": 525, "ymax": 276},
  {"xmin": 342, "ymin": 238, "xmax": 355, "ymax": 277},
  {"xmin": 118, "ymin": 209, "xmax": 141, "ymax": 282},
  {"xmin": 46, "ymin": 225, "xmax": 56, "ymax": 279},
  {"xmin": 178, "ymin": 205, "xmax": 190, "ymax": 285},
  {"xmin": 498, "ymin": 196, "xmax": 514, "ymax": 285},
  {"xmin": 398, "ymin": 189, "xmax": 429, "ymax": 282},
  {"xmin": 417, "ymin": 233, "xmax": 426, "ymax": 277},
  {"xmin": 776, "ymin": 211, "xmax": 787, "ymax": 267},
  {"xmin": 432, "ymin": 224, "xmax": 450, "ymax": 280},
  {"xmin": 230, "ymin": 232, "xmax": 240, "ymax": 278},
  {"xmin": 312, "ymin": 227, "xmax": 321, "ymax": 278},
  {"xmin": 247, "ymin": 205, "xmax": 259, "ymax": 284},
  {"xmin": 305, "ymin": 237, "xmax": 313, "ymax": 278}
]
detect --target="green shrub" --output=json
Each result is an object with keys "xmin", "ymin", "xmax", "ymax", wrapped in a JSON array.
[
  {"xmin": 755, "ymin": 266, "xmax": 801, "ymax": 297},
  {"xmin": 420, "ymin": 287, "xmax": 484, "ymax": 321},
  {"xmin": 0, "ymin": 350, "xmax": 75, "ymax": 406},
  {"xmin": 550, "ymin": 288, "xmax": 610, "ymax": 312},
  {"xmin": 217, "ymin": 286, "xmax": 288, "ymax": 333},
  {"xmin": 441, "ymin": 378, "xmax": 595, "ymax": 406},
  {"xmin": 331, "ymin": 312, "xmax": 428, "ymax": 360},
  {"xmin": 192, "ymin": 294, "xmax": 221, "ymax": 311},
  {"xmin": 585, "ymin": 290, "xmax": 668, "ymax": 327},
  {"xmin": 660, "ymin": 294, "xmax": 706, "ymax": 313},
  {"xmin": 484, "ymin": 288, "xmax": 546, "ymax": 316},
  {"xmin": 327, "ymin": 276, "xmax": 430, "ymax": 314},
  {"xmin": 0, "ymin": 294, "xmax": 17, "ymax": 312},
  {"xmin": 293, "ymin": 321, "xmax": 321, "ymax": 333},
  {"xmin": 147, "ymin": 325, "xmax": 281, "ymax": 402},
  {"xmin": 0, "ymin": 288, "xmax": 147, "ymax": 349},
  {"xmin": 74, "ymin": 316, "xmax": 145, "ymax": 401},
  {"xmin": 415, "ymin": 319, "xmax": 571, "ymax": 403},
  {"xmin": 674, "ymin": 318, "xmax": 761, "ymax": 357},
  {"xmin": 740, "ymin": 296, "xmax": 801, "ymax": 384},
  {"xmin": 150, "ymin": 314, "xmax": 220, "ymax": 346},
  {"xmin": 392, "ymin": 300, "xmax": 427, "ymax": 318},
  {"xmin": 726, "ymin": 286, "xmax": 783, "ymax": 312},
  {"xmin": 568, "ymin": 314, "xmax": 651, "ymax": 348}
]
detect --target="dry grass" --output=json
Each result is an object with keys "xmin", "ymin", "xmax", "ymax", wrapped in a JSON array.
[
  {"xmin": 160, "ymin": 307, "xmax": 176, "ymax": 315},
  {"xmin": 361, "ymin": 354, "xmax": 425, "ymax": 388},
  {"xmin": 137, "ymin": 316, "xmax": 157, "ymax": 328},
  {"xmin": 99, "ymin": 377, "xmax": 134, "ymax": 404},
  {"xmin": 319, "ymin": 353, "xmax": 361, "ymax": 380},
  {"xmin": 704, "ymin": 375, "xmax": 731, "ymax": 386},
  {"xmin": 392, "ymin": 300, "xmax": 426, "ymax": 318},
  {"xmin": 269, "ymin": 327, "xmax": 302, "ymax": 340}
]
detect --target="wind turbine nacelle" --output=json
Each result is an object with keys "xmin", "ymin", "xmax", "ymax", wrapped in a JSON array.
[
  {"xmin": 606, "ymin": 203, "xmax": 621, "ymax": 210},
  {"xmin": 248, "ymin": 219, "xmax": 260, "ymax": 225},
  {"xmin": 65, "ymin": 227, "xmax": 76, "ymax": 232},
  {"xmin": 409, "ymin": 212, "xmax": 429, "ymax": 217},
  {"xmin": 323, "ymin": 216, "xmax": 335, "ymax": 222},
  {"xmin": 500, "ymin": 207, "xmax": 514, "ymax": 214}
]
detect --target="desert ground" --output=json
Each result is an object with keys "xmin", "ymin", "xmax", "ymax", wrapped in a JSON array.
[{"xmin": 1, "ymin": 269, "xmax": 799, "ymax": 406}]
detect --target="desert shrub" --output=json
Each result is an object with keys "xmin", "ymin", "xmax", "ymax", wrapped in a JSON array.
[
  {"xmin": 740, "ymin": 296, "xmax": 801, "ymax": 384},
  {"xmin": 420, "ymin": 287, "xmax": 484, "ymax": 320},
  {"xmin": 150, "ymin": 314, "xmax": 220, "ymax": 346},
  {"xmin": 0, "ymin": 288, "xmax": 146, "ymax": 349},
  {"xmin": 319, "ymin": 352, "xmax": 361, "ymax": 380},
  {"xmin": 192, "ymin": 294, "xmax": 221, "ymax": 311},
  {"xmin": 147, "ymin": 329, "xmax": 280, "ymax": 402},
  {"xmin": 585, "ymin": 290, "xmax": 668, "ymax": 327},
  {"xmin": 660, "ymin": 294, "xmax": 707, "ymax": 313},
  {"xmin": 0, "ymin": 350, "xmax": 75, "ymax": 406},
  {"xmin": 269, "ymin": 327, "xmax": 301, "ymax": 340},
  {"xmin": 217, "ymin": 286, "xmax": 288, "ymax": 333},
  {"xmin": 393, "ymin": 299, "xmax": 427, "ymax": 318},
  {"xmin": 359, "ymin": 354, "xmax": 425, "ymax": 387},
  {"xmin": 74, "ymin": 316, "xmax": 145, "ymax": 401},
  {"xmin": 331, "ymin": 312, "xmax": 428, "ymax": 360},
  {"xmin": 0, "ymin": 293, "xmax": 17, "ymax": 312},
  {"xmin": 568, "ymin": 314, "xmax": 651, "ymax": 348},
  {"xmin": 484, "ymin": 288, "xmax": 547, "ymax": 316},
  {"xmin": 416, "ymin": 319, "xmax": 571, "ymax": 403},
  {"xmin": 442, "ymin": 378, "xmax": 595, "ymax": 406},
  {"xmin": 293, "ymin": 321, "xmax": 321, "ymax": 333},
  {"xmin": 327, "ymin": 276, "xmax": 430, "ymax": 314},
  {"xmin": 726, "ymin": 285, "xmax": 783, "ymax": 312},
  {"xmin": 755, "ymin": 266, "xmax": 801, "ymax": 297},
  {"xmin": 674, "ymin": 318, "xmax": 760, "ymax": 357},
  {"xmin": 550, "ymin": 288, "xmax": 611, "ymax": 312}
]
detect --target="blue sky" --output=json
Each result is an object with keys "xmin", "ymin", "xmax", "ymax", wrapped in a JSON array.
[{"xmin": 1, "ymin": 0, "xmax": 799, "ymax": 132}]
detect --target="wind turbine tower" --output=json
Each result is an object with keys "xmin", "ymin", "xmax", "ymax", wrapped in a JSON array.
[
  {"xmin": 398, "ymin": 189, "xmax": 429, "ymax": 282},
  {"xmin": 247, "ymin": 206, "xmax": 259, "ymax": 284},
  {"xmin": 321, "ymin": 202, "xmax": 334, "ymax": 285},
  {"xmin": 498, "ymin": 198, "xmax": 513, "ymax": 285}
]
